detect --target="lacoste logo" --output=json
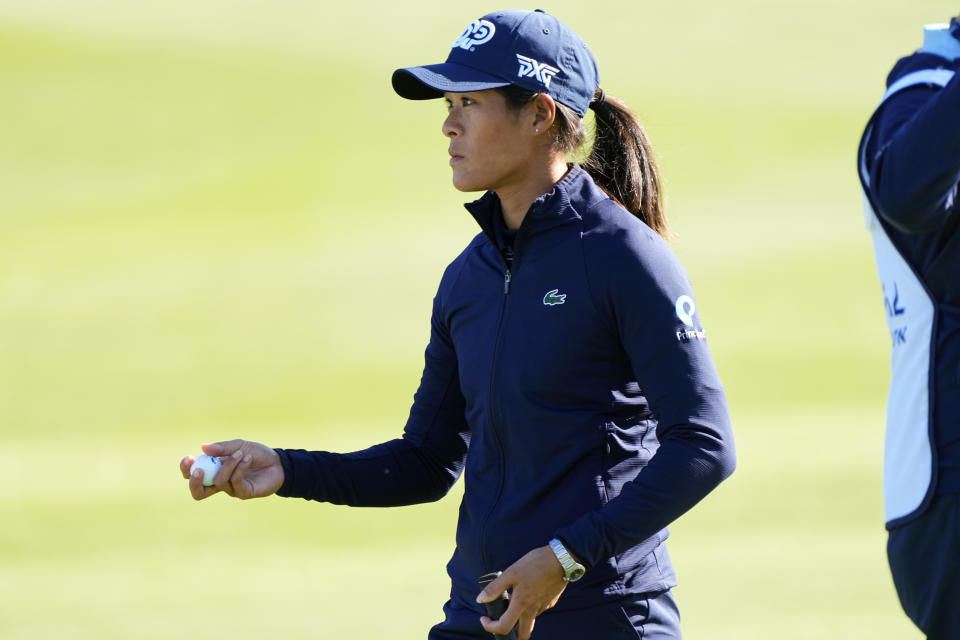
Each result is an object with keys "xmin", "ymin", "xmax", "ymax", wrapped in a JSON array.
[
  {"xmin": 543, "ymin": 289, "xmax": 567, "ymax": 306},
  {"xmin": 516, "ymin": 54, "xmax": 560, "ymax": 87},
  {"xmin": 452, "ymin": 20, "xmax": 496, "ymax": 51}
]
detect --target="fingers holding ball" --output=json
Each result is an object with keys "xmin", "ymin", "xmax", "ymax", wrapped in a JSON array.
[{"xmin": 189, "ymin": 454, "xmax": 223, "ymax": 487}]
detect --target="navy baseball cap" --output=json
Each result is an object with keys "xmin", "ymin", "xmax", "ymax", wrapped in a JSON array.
[{"xmin": 392, "ymin": 9, "xmax": 600, "ymax": 117}]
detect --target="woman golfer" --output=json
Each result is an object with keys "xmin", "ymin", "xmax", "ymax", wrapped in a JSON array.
[{"xmin": 181, "ymin": 9, "xmax": 735, "ymax": 639}]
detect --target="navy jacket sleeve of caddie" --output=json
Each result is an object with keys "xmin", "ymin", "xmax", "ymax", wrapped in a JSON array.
[
  {"xmin": 866, "ymin": 54, "xmax": 960, "ymax": 232},
  {"xmin": 553, "ymin": 208, "xmax": 736, "ymax": 568},
  {"xmin": 274, "ymin": 264, "xmax": 471, "ymax": 507}
]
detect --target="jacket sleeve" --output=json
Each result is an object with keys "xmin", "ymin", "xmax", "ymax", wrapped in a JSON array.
[
  {"xmin": 554, "ymin": 223, "xmax": 735, "ymax": 567},
  {"xmin": 867, "ymin": 67, "xmax": 960, "ymax": 234},
  {"xmin": 274, "ymin": 287, "xmax": 470, "ymax": 507}
]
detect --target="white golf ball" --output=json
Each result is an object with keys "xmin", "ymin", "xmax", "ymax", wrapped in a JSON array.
[{"xmin": 190, "ymin": 454, "xmax": 222, "ymax": 486}]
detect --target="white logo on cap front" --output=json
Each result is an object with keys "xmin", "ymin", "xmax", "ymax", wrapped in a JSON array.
[
  {"xmin": 516, "ymin": 54, "xmax": 560, "ymax": 87},
  {"xmin": 452, "ymin": 20, "xmax": 496, "ymax": 50}
]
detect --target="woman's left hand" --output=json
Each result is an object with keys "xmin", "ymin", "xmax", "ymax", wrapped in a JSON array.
[{"xmin": 476, "ymin": 545, "xmax": 568, "ymax": 640}]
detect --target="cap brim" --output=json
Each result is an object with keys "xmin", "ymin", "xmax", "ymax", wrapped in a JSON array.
[{"xmin": 392, "ymin": 63, "xmax": 511, "ymax": 100}]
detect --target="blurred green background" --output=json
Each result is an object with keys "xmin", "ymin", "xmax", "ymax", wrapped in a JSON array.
[{"xmin": 0, "ymin": 1, "xmax": 945, "ymax": 637}]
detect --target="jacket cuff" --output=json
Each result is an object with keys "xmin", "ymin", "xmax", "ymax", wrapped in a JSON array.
[
  {"xmin": 553, "ymin": 512, "xmax": 609, "ymax": 570},
  {"xmin": 274, "ymin": 448, "xmax": 304, "ymax": 498}
]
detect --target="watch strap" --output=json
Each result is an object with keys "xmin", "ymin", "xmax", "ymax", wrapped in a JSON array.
[{"xmin": 549, "ymin": 537, "xmax": 585, "ymax": 582}]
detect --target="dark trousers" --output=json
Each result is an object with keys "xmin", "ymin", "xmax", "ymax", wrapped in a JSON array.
[
  {"xmin": 428, "ymin": 589, "xmax": 681, "ymax": 640},
  {"xmin": 888, "ymin": 494, "xmax": 960, "ymax": 639}
]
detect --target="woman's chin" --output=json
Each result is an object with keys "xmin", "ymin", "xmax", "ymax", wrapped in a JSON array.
[{"xmin": 450, "ymin": 175, "xmax": 487, "ymax": 193}]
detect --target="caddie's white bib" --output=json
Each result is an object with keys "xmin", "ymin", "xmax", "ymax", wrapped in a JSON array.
[{"xmin": 858, "ymin": 69, "xmax": 954, "ymax": 524}]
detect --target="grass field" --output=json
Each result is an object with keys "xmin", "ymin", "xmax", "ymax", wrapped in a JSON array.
[{"xmin": 0, "ymin": 1, "xmax": 948, "ymax": 637}]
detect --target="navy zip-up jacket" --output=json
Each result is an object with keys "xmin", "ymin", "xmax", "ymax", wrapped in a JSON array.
[
  {"xmin": 858, "ymin": 32, "xmax": 960, "ymax": 525},
  {"xmin": 276, "ymin": 166, "xmax": 735, "ymax": 609}
]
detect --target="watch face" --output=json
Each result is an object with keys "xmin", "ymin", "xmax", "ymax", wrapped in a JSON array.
[{"xmin": 569, "ymin": 564, "xmax": 586, "ymax": 581}]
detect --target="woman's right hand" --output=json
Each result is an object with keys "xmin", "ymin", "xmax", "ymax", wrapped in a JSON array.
[{"xmin": 179, "ymin": 439, "xmax": 285, "ymax": 501}]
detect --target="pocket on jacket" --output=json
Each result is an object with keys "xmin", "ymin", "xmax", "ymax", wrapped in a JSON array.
[{"xmin": 599, "ymin": 419, "xmax": 656, "ymax": 499}]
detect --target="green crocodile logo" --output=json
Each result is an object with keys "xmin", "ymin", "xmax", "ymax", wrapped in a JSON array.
[{"xmin": 543, "ymin": 289, "xmax": 567, "ymax": 306}]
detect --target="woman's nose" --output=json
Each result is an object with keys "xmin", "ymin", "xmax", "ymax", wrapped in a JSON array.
[{"xmin": 442, "ymin": 114, "xmax": 459, "ymax": 138}]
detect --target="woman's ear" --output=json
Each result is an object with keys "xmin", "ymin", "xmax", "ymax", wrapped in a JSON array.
[{"xmin": 530, "ymin": 94, "xmax": 557, "ymax": 135}]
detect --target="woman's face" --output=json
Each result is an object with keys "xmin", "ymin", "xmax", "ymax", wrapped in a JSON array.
[{"xmin": 442, "ymin": 90, "xmax": 538, "ymax": 193}]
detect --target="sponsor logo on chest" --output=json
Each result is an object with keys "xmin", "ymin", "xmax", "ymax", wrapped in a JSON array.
[{"xmin": 543, "ymin": 288, "xmax": 567, "ymax": 306}]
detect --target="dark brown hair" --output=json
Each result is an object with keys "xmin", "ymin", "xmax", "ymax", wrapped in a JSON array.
[{"xmin": 498, "ymin": 85, "xmax": 668, "ymax": 239}]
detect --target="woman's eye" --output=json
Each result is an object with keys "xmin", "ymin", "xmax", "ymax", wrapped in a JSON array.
[{"xmin": 444, "ymin": 97, "xmax": 474, "ymax": 110}]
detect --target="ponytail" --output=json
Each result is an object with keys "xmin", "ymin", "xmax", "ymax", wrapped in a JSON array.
[
  {"xmin": 583, "ymin": 89, "xmax": 668, "ymax": 238},
  {"xmin": 497, "ymin": 85, "xmax": 669, "ymax": 239}
]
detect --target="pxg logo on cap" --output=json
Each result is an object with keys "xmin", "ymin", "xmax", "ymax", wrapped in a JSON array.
[
  {"xmin": 452, "ymin": 19, "xmax": 496, "ymax": 51},
  {"xmin": 516, "ymin": 54, "xmax": 560, "ymax": 88}
]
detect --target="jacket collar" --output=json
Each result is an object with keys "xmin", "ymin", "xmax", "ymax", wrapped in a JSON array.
[
  {"xmin": 887, "ymin": 51, "xmax": 960, "ymax": 87},
  {"xmin": 464, "ymin": 164, "xmax": 587, "ymax": 251}
]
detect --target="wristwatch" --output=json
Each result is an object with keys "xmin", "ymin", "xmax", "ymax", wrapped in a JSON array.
[{"xmin": 549, "ymin": 538, "xmax": 586, "ymax": 582}]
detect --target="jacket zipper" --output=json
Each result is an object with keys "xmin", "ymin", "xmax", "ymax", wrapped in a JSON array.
[
  {"xmin": 502, "ymin": 245, "xmax": 514, "ymax": 295},
  {"xmin": 479, "ymin": 242, "xmax": 517, "ymax": 569}
]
